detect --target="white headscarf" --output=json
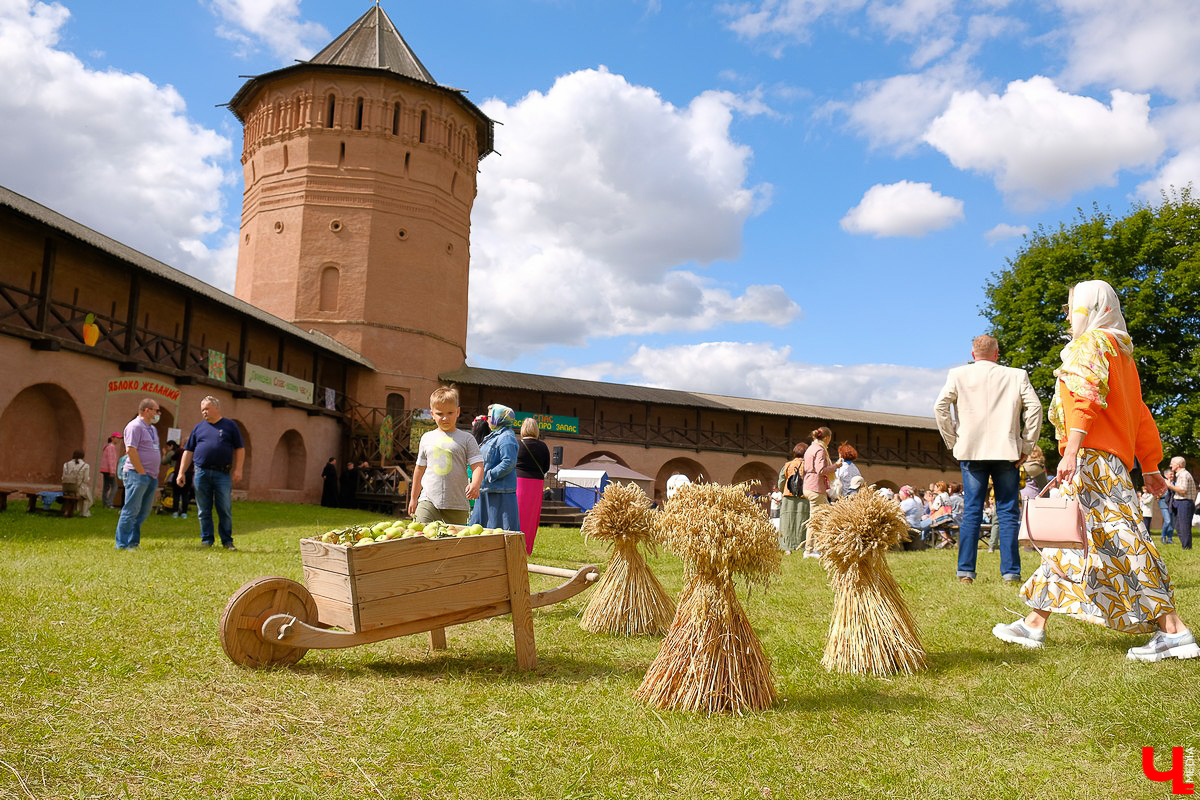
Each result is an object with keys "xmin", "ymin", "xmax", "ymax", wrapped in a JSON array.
[{"xmin": 1067, "ymin": 279, "xmax": 1132, "ymax": 354}]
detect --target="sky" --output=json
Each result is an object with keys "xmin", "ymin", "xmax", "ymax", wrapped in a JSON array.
[{"xmin": 1, "ymin": 0, "xmax": 1198, "ymax": 416}]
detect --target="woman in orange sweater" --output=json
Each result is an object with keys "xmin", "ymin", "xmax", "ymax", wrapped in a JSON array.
[{"xmin": 993, "ymin": 280, "xmax": 1197, "ymax": 661}]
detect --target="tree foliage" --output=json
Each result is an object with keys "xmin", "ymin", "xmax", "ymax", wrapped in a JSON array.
[{"xmin": 983, "ymin": 189, "xmax": 1200, "ymax": 466}]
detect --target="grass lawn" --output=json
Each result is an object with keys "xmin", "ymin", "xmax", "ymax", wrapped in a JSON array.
[{"xmin": 1, "ymin": 502, "xmax": 1196, "ymax": 799}]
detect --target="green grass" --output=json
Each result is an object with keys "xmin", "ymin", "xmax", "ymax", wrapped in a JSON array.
[{"xmin": 1, "ymin": 503, "xmax": 1197, "ymax": 799}]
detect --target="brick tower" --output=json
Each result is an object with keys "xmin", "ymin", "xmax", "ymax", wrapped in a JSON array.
[{"xmin": 227, "ymin": 6, "xmax": 492, "ymax": 411}]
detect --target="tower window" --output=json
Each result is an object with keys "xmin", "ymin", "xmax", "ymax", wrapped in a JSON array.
[
  {"xmin": 325, "ymin": 94, "xmax": 336, "ymax": 128},
  {"xmin": 319, "ymin": 266, "xmax": 339, "ymax": 312},
  {"xmin": 339, "ymin": 141, "xmax": 345, "ymax": 167},
  {"xmin": 355, "ymin": 97, "xmax": 364, "ymax": 130},
  {"xmin": 419, "ymin": 110, "xmax": 427, "ymax": 143},
  {"xmin": 404, "ymin": 152, "xmax": 410, "ymax": 174},
  {"xmin": 392, "ymin": 102, "xmax": 400, "ymax": 136}
]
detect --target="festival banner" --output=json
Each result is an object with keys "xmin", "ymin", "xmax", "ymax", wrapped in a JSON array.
[
  {"xmin": 207, "ymin": 349, "xmax": 227, "ymax": 382},
  {"xmin": 243, "ymin": 362, "xmax": 314, "ymax": 404},
  {"xmin": 514, "ymin": 411, "xmax": 580, "ymax": 435}
]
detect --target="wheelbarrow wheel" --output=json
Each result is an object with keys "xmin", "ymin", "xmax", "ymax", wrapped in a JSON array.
[{"xmin": 219, "ymin": 577, "xmax": 318, "ymax": 668}]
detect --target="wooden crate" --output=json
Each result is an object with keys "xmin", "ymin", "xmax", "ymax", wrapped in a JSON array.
[{"xmin": 299, "ymin": 533, "xmax": 521, "ymax": 634}]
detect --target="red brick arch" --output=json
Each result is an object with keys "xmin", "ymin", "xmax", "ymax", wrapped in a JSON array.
[{"xmin": 0, "ymin": 383, "xmax": 84, "ymax": 484}]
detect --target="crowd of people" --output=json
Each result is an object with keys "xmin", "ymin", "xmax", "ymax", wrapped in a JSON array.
[
  {"xmin": 759, "ymin": 279, "xmax": 1197, "ymax": 664},
  {"xmin": 406, "ymin": 388, "xmax": 550, "ymax": 556}
]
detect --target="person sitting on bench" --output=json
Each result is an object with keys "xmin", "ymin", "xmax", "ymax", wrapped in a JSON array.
[{"xmin": 61, "ymin": 449, "xmax": 93, "ymax": 517}]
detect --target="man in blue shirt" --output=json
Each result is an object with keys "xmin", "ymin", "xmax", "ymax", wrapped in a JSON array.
[{"xmin": 178, "ymin": 396, "xmax": 245, "ymax": 550}]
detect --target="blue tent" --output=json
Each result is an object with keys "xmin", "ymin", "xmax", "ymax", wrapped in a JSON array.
[{"xmin": 557, "ymin": 469, "xmax": 610, "ymax": 511}]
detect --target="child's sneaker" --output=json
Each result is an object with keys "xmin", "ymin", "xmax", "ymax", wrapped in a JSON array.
[
  {"xmin": 1126, "ymin": 629, "xmax": 1200, "ymax": 662},
  {"xmin": 992, "ymin": 619, "xmax": 1045, "ymax": 649}
]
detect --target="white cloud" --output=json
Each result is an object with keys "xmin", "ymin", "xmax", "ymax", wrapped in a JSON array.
[
  {"xmin": 984, "ymin": 223, "xmax": 1029, "ymax": 244},
  {"xmin": 568, "ymin": 342, "xmax": 950, "ymax": 416},
  {"xmin": 721, "ymin": 0, "xmax": 867, "ymax": 42},
  {"xmin": 209, "ymin": 0, "xmax": 329, "ymax": 62},
  {"xmin": 0, "ymin": 0, "xmax": 236, "ymax": 287},
  {"xmin": 840, "ymin": 181, "xmax": 964, "ymax": 237},
  {"xmin": 1137, "ymin": 148, "xmax": 1200, "ymax": 202},
  {"xmin": 1056, "ymin": 0, "xmax": 1200, "ymax": 100},
  {"xmin": 470, "ymin": 68, "xmax": 795, "ymax": 359},
  {"xmin": 834, "ymin": 15, "xmax": 1018, "ymax": 152},
  {"xmin": 1136, "ymin": 102, "xmax": 1200, "ymax": 202},
  {"xmin": 841, "ymin": 65, "xmax": 969, "ymax": 151},
  {"xmin": 924, "ymin": 76, "xmax": 1163, "ymax": 210}
]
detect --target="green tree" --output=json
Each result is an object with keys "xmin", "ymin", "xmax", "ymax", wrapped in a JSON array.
[{"xmin": 983, "ymin": 190, "xmax": 1200, "ymax": 468}]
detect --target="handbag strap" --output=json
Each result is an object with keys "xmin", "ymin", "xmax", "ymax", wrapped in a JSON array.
[
  {"xmin": 1023, "ymin": 477, "xmax": 1089, "ymax": 585},
  {"xmin": 518, "ymin": 437, "xmax": 548, "ymax": 479}
]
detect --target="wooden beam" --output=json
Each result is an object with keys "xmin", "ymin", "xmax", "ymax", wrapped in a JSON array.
[
  {"xmin": 236, "ymin": 318, "xmax": 248, "ymax": 385},
  {"xmin": 123, "ymin": 272, "xmax": 141, "ymax": 355},
  {"xmin": 35, "ymin": 237, "xmax": 57, "ymax": 333},
  {"xmin": 179, "ymin": 295, "xmax": 193, "ymax": 371}
]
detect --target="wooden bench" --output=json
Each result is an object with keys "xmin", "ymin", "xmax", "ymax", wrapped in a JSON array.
[{"xmin": 23, "ymin": 489, "xmax": 80, "ymax": 518}]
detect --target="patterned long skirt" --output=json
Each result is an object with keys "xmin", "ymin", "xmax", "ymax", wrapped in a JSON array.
[{"xmin": 1021, "ymin": 448, "xmax": 1177, "ymax": 634}]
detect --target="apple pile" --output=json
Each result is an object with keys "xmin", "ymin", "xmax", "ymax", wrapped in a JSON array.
[{"xmin": 311, "ymin": 520, "xmax": 508, "ymax": 547}]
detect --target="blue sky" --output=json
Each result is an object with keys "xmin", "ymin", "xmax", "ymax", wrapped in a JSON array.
[{"xmin": 2, "ymin": 0, "xmax": 1197, "ymax": 414}]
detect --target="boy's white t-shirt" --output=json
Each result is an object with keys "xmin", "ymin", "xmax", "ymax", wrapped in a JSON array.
[{"xmin": 416, "ymin": 428, "xmax": 483, "ymax": 511}]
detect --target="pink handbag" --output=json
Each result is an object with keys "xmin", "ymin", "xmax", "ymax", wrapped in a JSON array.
[{"xmin": 1018, "ymin": 478, "xmax": 1089, "ymax": 569}]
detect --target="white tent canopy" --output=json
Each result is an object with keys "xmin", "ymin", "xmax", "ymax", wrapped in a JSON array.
[{"xmin": 555, "ymin": 468, "xmax": 609, "ymax": 488}]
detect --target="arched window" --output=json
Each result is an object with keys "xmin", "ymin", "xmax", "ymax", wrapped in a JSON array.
[
  {"xmin": 355, "ymin": 97, "xmax": 364, "ymax": 130},
  {"xmin": 419, "ymin": 110, "xmax": 427, "ymax": 143},
  {"xmin": 325, "ymin": 93, "xmax": 336, "ymax": 128},
  {"xmin": 392, "ymin": 102, "xmax": 401, "ymax": 135},
  {"xmin": 319, "ymin": 265, "xmax": 339, "ymax": 312}
]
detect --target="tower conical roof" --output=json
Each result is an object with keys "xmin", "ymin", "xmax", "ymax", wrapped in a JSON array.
[{"xmin": 309, "ymin": 6, "xmax": 435, "ymax": 84}]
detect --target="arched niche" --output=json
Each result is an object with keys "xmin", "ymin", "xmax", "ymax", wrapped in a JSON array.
[
  {"xmin": 732, "ymin": 461, "xmax": 778, "ymax": 495},
  {"xmin": 653, "ymin": 457, "xmax": 708, "ymax": 506},
  {"xmin": 0, "ymin": 383, "xmax": 84, "ymax": 484},
  {"xmin": 270, "ymin": 429, "xmax": 307, "ymax": 491},
  {"xmin": 318, "ymin": 265, "xmax": 339, "ymax": 312}
]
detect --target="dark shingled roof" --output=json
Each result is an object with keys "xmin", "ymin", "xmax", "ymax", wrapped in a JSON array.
[
  {"xmin": 309, "ymin": 6, "xmax": 435, "ymax": 84},
  {"xmin": 440, "ymin": 365, "xmax": 939, "ymax": 430},
  {"xmin": 0, "ymin": 185, "xmax": 373, "ymax": 369}
]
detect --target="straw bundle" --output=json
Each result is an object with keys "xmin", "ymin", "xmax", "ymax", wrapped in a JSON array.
[
  {"xmin": 635, "ymin": 483, "xmax": 781, "ymax": 714},
  {"xmin": 580, "ymin": 482, "xmax": 675, "ymax": 636},
  {"xmin": 807, "ymin": 491, "xmax": 926, "ymax": 676}
]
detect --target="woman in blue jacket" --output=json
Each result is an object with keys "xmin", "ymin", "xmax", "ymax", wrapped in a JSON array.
[{"xmin": 478, "ymin": 404, "xmax": 520, "ymax": 531}]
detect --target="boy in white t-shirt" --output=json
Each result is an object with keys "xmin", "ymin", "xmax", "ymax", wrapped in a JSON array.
[{"xmin": 407, "ymin": 386, "xmax": 484, "ymax": 525}]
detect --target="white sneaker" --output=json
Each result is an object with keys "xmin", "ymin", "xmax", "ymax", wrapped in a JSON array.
[
  {"xmin": 992, "ymin": 619, "xmax": 1045, "ymax": 649},
  {"xmin": 1126, "ymin": 629, "xmax": 1200, "ymax": 662}
]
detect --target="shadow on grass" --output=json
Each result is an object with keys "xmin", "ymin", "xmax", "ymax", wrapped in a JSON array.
[
  {"xmin": 779, "ymin": 685, "xmax": 932, "ymax": 715},
  {"xmin": 288, "ymin": 648, "xmax": 623, "ymax": 684},
  {"xmin": 922, "ymin": 646, "xmax": 1040, "ymax": 674}
]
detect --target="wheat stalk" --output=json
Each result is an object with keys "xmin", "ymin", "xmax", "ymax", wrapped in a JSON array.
[{"xmin": 807, "ymin": 491, "xmax": 927, "ymax": 676}]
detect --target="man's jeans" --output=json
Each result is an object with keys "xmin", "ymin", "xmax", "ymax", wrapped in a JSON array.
[
  {"xmin": 115, "ymin": 472, "xmax": 157, "ymax": 549},
  {"xmin": 194, "ymin": 467, "xmax": 234, "ymax": 546},
  {"xmin": 958, "ymin": 460, "xmax": 1020, "ymax": 579},
  {"xmin": 1160, "ymin": 497, "xmax": 1175, "ymax": 542},
  {"xmin": 1174, "ymin": 499, "xmax": 1195, "ymax": 550}
]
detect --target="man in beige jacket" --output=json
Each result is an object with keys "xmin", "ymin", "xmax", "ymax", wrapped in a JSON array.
[{"xmin": 934, "ymin": 335, "xmax": 1042, "ymax": 584}]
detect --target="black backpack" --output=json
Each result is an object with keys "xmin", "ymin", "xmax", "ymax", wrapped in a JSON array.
[{"xmin": 785, "ymin": 464, "xmax": 803, "ymax": 495}]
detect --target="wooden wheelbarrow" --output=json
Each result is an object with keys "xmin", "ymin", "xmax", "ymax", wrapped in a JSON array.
[{"xmin": 220, "ymin": 532, "xmax": 598, "ymax": 670}]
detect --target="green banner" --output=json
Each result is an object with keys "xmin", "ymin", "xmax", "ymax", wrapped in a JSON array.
[{"xmin": 514, "ymin": 411, "xmax": 579, "ymax": 435}]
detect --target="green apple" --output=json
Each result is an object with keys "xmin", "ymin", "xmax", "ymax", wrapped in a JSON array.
[
  {"xmin": 408, "ymin": 521, "xmax": 425, "ymax": 532},
  {"xmin": 469, "ymin": 524, "xmax": 484, "ymax": 535}
]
